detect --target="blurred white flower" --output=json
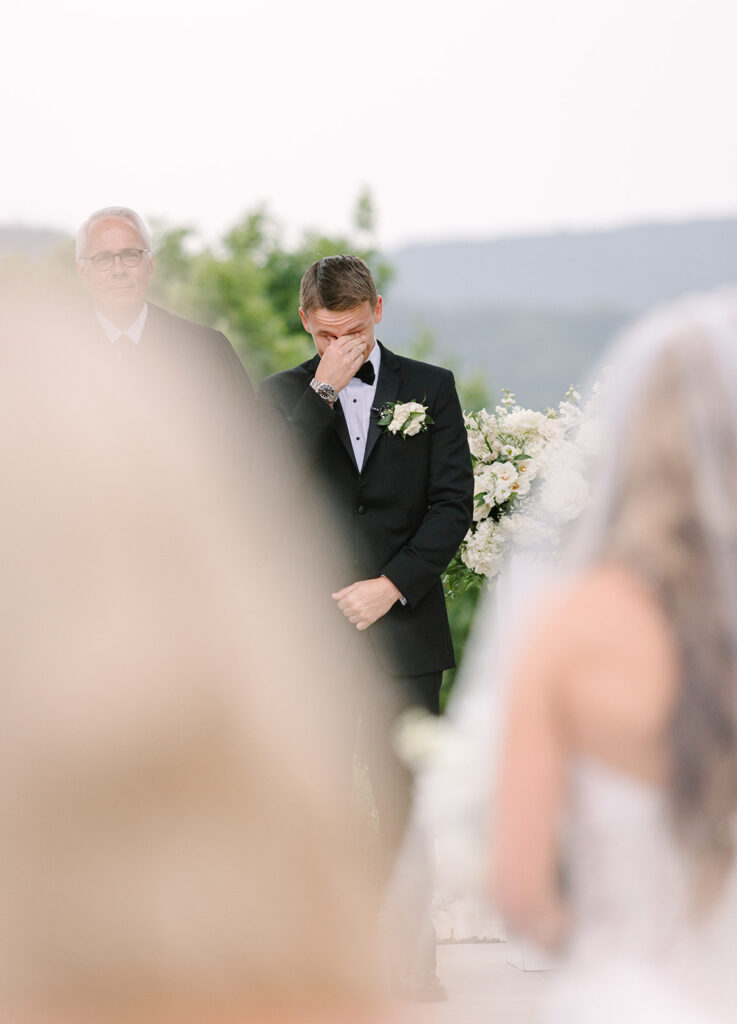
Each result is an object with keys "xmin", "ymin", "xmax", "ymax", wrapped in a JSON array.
[{"xmin": 450, "ymin": 375, "xmax": 605, "ymax": 588}]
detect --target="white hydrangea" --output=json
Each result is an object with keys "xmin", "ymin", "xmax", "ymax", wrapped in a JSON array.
[
  {"xmin": 452, "ymin": 375, "xmax": 607, "ymax": 586},
  {"xmin": 499, "ymin": 511, "xmax": 556, "ymax": 548},
  {"xmin": 539, "ymin": 468, "xmax": 590, "ymax": 522},
  {"xmin": 461, "ymin": 519, "xmax": 506, "ymax": 578}
]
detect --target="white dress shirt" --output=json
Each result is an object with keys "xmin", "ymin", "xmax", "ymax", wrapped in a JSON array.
[
  {"xmin": 338, "ymin": 342, "xmax": 381, "ymax": 472},
  {"xmin": 95, "ymin": 303, "xmax": 149, "ymax": 344}
]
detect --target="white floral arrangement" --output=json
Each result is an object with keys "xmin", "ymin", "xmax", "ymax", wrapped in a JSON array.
[
  {"xmin": 377, "ymin": 399, "xmax": 433, "ymax": 437},
  {"xmin": 444, "ymin": 382, "xmax": 606, "ymax": 595}
]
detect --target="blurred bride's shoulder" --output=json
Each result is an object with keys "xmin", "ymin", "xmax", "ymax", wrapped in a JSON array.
[
  {"xmin": 513, "ymin": 561, "xmax": 679, "ymax": 723},
  {"xmin": 535, "ymin": 561, "xmax": 675, "ymax": 651},
  {"xmin": 526, "ymin": 562, "xmax": 680, "ymax": 769}
]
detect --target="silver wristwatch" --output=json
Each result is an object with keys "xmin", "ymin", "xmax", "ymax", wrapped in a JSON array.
[{"xmin": 309, "ymin": 378, "xmax": 338, "ymax": 404}]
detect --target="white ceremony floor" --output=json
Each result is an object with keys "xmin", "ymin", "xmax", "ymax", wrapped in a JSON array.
[{"xmin": 399, "ymin": 942, "xmax": 551, "ymax": 1024}]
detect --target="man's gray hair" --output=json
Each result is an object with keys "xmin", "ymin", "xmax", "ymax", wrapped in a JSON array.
[{"xmin": 76, "ymin": 207, "xmax": 153, "ymax": 259}]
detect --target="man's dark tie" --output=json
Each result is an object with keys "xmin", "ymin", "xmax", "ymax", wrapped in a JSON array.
[
  {"xmin": 354, "ymin": 361, "xmax": 375, "ymax": 386},
  {"xmin": 114, "ymin": 333, "xmax": 137, "ymax": 357}
]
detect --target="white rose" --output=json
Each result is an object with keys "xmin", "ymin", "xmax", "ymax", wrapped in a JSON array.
[
  {"xmin": 502, "ymin": 408, "xmax": 546, "ymax": 434},
  {"xmin": 404, "ymin": 418, "xmax": 422, "ymax": 436},
  {"xmin": 538, "ymin": 417, "xmax": 565, "ymax": 444},
  {"xmin": 391, "ymin": 405, "xmax": 411, "ymax": 429}
]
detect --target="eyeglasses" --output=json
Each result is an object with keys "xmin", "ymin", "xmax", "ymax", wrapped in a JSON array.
[{"xmin": 80, "ymin": 248, "xmax": 152, "ymax": 271}]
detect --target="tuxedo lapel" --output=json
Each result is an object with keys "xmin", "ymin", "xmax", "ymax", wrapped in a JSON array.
[
  {"xmin": 362, "ymin": 343, "xmax": 402, "ymax": 470},
  {"xmin": 333, "ymin": 402, "xmax": 359, "ymax": 471}
]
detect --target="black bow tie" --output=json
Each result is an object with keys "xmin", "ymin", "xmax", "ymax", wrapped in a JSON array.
[{"xmin": 353, "ymin": 361, "xmax": 375, "ymax": 386}]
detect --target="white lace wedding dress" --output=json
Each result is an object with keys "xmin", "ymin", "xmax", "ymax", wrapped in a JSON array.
[{"xmin": 545, "ymin": 757, "xmax": 737, "ymax": 1023}]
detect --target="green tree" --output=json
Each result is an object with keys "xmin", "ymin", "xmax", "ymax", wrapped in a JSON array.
[
  {"xmin": 4, "ymin": 195, "xmax": 487, "ymax": 704},
  {"xmin": 149, "ymin": 190, "xmax": 394, "ymax": 384}
]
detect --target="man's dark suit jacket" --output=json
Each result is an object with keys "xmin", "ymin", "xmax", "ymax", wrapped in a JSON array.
[
  {"xmin": 259, "ymin": 342, "xmax": 473, "ymax": 690},
  {"xmin": 77, "ymin": 301, "xmax": 255, "ymax": 448},
  {"xmin": 115, "ymin": 301, "xmax": 253, "ymax": 404}
]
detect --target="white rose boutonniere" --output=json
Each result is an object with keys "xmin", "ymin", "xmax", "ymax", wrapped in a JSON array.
[{"xmin": 377, "ymin": 399, "xmax": 433, "ymax": 437}]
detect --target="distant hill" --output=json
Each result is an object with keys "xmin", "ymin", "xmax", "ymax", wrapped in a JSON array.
[
  {"xmin": 0, "ymin": 224, "xmax": 67, "ymax": 257},
  {"xmin": 380, "ymin": 302, "xmax": 630, "ymax": 411},
  {"xmin": 388, "ymin": 218, "xmax": 737, "ymax": 311},
  {"xmin": 5, "ymin": 217, "xmax": 737, "ymax": 409},
  {"xmin": 383, "ymin": 218, "xmax": 737, "ymax": 408}
]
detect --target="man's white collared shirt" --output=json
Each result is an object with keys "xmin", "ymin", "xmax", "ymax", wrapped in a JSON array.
[
  {"xmin": 95, "ymin": 303, "xmax": 149, "ymax": 345},
  {"xmin": 339, "ymin": 343, "xmax": 381, "ymax": 472}
]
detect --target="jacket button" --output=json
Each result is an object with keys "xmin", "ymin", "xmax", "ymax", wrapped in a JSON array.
[{"xmin": 357, "ymin": 504, "xmax": 366, "ymax": 514}]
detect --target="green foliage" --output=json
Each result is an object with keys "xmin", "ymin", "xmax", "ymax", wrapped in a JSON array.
[
  {"xmin": 155, "ymin": 197, "xmax": 489, "ymax": 701},
  {"xmin": 354, "ymin": 186, "xmax": 375, "ymax": 235},
  {"xmin": 148, "ymin": 191, "xmax": 395, "ymax": 383},
  {"xmin": 443, "ymin": 550, "xmax": 485, "ymax": 601},
  {"xmin": 2, "ymin": 194, "xmax": 487, "ymax": 706},
  {"xmin": 440, "ymin": 584, "xmax": 484, "ymax": 711}
]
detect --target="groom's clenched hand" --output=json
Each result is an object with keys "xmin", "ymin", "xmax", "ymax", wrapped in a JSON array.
[
  {"xmin": 332, "ymin": 576, "xmax": 402, "ymax": 630},
  {"xmin": 315, "ymin": 332, "xmax": 367, "ymax": 394}
]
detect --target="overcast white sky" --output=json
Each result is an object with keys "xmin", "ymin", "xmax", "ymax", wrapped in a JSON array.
[{"xmin": 6, "ymin": 0, "xmax": 737, "ymax": 248}]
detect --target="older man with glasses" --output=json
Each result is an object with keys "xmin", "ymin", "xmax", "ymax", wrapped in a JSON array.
[{"xmin": 75, "ymin": 206, "xmax": 253, "ymax": 413}]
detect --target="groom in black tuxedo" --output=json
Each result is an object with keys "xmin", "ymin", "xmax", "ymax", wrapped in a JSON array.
[
  {"xmin": 260, "ymin": 255, "xmax": 472, "ymax": 708},
  {"xmin": 259, "ymin": 255, "xmax": 473, "ymax": 883}
]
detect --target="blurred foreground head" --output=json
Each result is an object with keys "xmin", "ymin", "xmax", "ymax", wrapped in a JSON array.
[{"xmin": 0, "ymin": 282, "xmax": 384, "ymax": 1022}]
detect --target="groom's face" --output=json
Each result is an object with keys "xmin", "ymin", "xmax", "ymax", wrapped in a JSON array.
[{"xmin": 299, "ymin": 299, "xmax": 383, "ymax": 361}]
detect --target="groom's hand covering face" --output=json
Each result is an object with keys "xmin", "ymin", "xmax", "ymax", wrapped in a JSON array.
[{"xmin": 299, "ymin": 299, "xmax": 382, "ymax": 395}]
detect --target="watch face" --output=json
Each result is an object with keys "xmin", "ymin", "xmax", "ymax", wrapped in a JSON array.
[{"xmin": 310, "ymin": 379, "xmax": 336, "ymax": 402}]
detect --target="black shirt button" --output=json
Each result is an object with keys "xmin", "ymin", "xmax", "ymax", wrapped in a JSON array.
[{"xmin": 357, "ymin": 504, "xmax": 366, "ymax": 514}]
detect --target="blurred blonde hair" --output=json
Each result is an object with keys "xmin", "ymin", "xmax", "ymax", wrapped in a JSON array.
[{"xmin": 0, "ymin": 283, "xmax": 384, "ymax": 1021}]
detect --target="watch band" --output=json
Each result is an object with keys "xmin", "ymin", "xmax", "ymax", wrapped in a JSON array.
[{"xmin": 309, "ymin": 378, "xmax": 338, "ymax": 404}]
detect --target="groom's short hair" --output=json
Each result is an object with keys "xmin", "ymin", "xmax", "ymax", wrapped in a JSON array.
[{"xmin": 300, "ymin": 254, "xmax": 378, "ymax": 313}]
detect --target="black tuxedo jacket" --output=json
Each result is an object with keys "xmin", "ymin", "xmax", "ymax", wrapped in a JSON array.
[{"xmin": 259, "ymin": 343, "xmax": 473, "ymax": 680}]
